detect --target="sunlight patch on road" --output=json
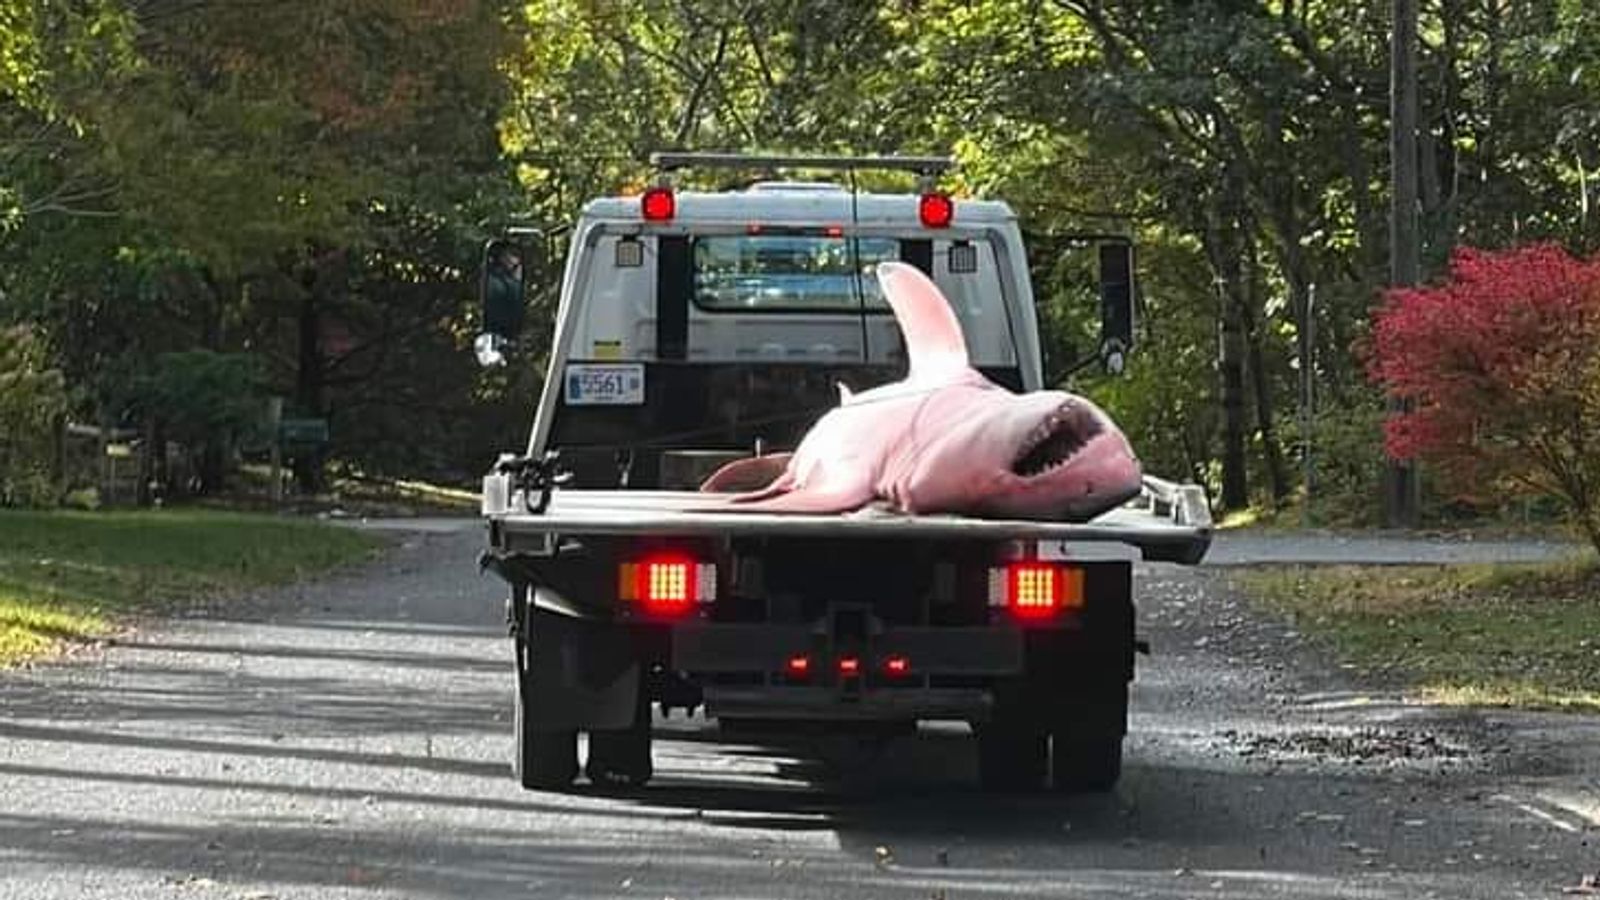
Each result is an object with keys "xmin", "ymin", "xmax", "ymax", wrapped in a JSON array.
[
  {"xmin": 1492, "ymin": 793, "xmax": 1591, "ymax": 833},
  {"xmin": 1530, "ymin": 788, "xmax": 1600, "ymax": 829}
]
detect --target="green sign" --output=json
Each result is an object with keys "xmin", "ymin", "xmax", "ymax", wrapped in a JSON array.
[{"xmin": 279, "ymin": 418, "xmax": 330, "ymax": 446}]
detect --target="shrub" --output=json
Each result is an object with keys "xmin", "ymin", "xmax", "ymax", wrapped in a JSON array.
[
  {"xmin": 0, "ymin": 326, "xmax": 69, "ymax": 507},
  {"xmin": 1369, "ymin": 244, "xmax": 1600, "ymax": 553}
]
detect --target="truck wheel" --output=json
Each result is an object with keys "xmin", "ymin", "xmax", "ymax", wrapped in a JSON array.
[
  {"xmin": 976, "ymin": 722, "xmax": 1048, "ymax": 792},
  {"xmin": 1050, "ymin": 681, "xmax": 1129, "ymax": 793},
  {"xmin": 585, "ymin": 673, "xmax": 653, "ymax": 788},
  {"xmin": 513, "ymin": 636, "xmax": 578, "ymax": 790},
  {"xmin": 514, "ymin": 682, "xmax": 579, "ymax": 789},
  {"xmin": 1051, "ymin": 734, "xmax": 1123, "ymax": 793}
]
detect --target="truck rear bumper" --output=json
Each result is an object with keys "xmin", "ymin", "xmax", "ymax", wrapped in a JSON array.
[
  {"xmin": 704, "ymin": 685, "xmax": 992, "ymax": 721},
  {"xmin": 671, "ymin": 622, "xmax": 1026, "ymax": 676}
]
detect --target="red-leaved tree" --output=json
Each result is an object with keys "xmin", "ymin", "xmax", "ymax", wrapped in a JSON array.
[{"xmin": 1369, "ymin": 243, "xmax": 1600, "ymax": 554}]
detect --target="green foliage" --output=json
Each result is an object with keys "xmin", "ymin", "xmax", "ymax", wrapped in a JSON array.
[
  {"xmin": 137, "ymin": 349, "xmax": 266, "ymax": 453},
  {"xmin": 5, "ymin": 0, "xmax": 1600, "ymax": 517},
  {"xmin": 1293, "ymin": 395, "xmax": 1388, "ymax": 527},
  {"xmin": 0, "ymin": 325, "xmax": 68, "ymax": 506}
]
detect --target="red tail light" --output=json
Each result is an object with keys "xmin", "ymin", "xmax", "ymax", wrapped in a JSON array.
[
  {"xmin": 918, "ymin": 192, "xmax": 954, "ymax": 228},
  {"xmin": 837, "ymin": 656, "xmax": 861, "ymax": 678},
  {"xmin": 988, "ymin": 562, "xmax": 1084, "ymax": 620},
  {"xmin": 785, "ymin": 655, "xmax": 811, "ymax": 679},
  {"xmin": 883, "ymin": 655, "xmax": 911, "ymax": 677},
  {"xmin": 618, "ymin": 554, "xmax": 714, "ymax": 616},
  {"xmin": 641, "ymin": 186, "xmax": 675, "ymax": 222}
]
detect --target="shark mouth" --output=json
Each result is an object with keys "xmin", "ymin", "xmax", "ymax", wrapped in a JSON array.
[{"xmin": 1011, "ymin": 402, "xmax": 1106, "ymax": 478}]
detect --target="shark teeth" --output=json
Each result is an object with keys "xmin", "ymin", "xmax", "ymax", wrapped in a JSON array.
[{"xmin": 1011, "ymin": 404, "xmax": 1103, "ymax": 478}]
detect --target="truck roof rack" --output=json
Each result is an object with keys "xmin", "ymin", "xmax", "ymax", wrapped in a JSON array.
[{"xmin": 650, "ymin": 151, "xmax": 956, "ymax": 177}]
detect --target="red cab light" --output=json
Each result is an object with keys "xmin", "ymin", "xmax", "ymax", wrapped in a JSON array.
[
  {"xmin": 837, "ymin": 656, "xmax": 861, "ymax": 678},
  {"xmin": 641, "ymin": 186, "xmax": 676, "ymax": 222},
  {"xmin": 883, "ymin": 655, "xmax": 911, "ymax": 677},
  {"xmin": 918, "ymin": 193, "xmax": 954, "ymax": 229}
]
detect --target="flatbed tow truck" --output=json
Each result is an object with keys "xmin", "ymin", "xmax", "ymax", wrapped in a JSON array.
[{"xmin": 476, "ymin": 153, "xmax": 1212, "ymax": 793}]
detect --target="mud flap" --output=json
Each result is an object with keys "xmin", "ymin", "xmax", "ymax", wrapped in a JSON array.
[{"xmin": 524, "ymin": 605, "xmax": 640, "ymax": 731}]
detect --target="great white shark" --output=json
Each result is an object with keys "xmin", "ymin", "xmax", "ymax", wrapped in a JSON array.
[{"xmin": 699, "ymin": 261, "xmax": 1143, "ymax": 521}]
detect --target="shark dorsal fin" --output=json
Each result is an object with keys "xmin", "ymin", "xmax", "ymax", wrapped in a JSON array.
[
  {"xmin": 836, "ymin": 382, "xmax": 854, "ymax": 405},
  {"xmin": 876, "ymin": 261, "xmax": 970, "ymax": 382}
]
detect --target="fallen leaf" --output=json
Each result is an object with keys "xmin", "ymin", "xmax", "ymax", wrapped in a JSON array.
[{"xmin": 1561, "ymin": 873, "xmax": 1600, "ymax": 895}]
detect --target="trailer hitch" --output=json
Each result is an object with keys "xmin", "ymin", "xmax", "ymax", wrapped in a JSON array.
[{"xmin": 493, "ymin": 450, "xmax": 572, "ymax": 514}]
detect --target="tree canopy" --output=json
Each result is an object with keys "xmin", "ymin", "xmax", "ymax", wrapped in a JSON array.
[{"xmin": 3, "ymin": 0, "xmax": 1598, "ymax": 525}]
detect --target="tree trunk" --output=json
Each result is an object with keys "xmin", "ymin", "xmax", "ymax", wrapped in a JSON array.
[
  {"xmin": 1207, "ymin": 174, "xmax": 1252, "ymax": 511},
  {"xmin": 151, "ymin": 418, "xmax": 168, "ymax": 504},
  {"xmin": 1243, "ymin": 254, "xmax": 1290, "ymax": 505},
  {"xmin": 292, "ymin": 290, "xmax": 327, "ymax": 495},
  {"xmin": 138, "ymin": 417, "xmax": 154, "ymax": 506},
  {"xmin": 199, "ymin": 441, "xmax": 227, "ymax": 495},
  {"xmin": 1219, "ymin": 298, "xmax": 1250, "ymax": 510}
]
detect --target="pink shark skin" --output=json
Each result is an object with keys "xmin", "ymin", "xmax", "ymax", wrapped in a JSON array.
[{"xmin": 700, "ymin": 261, "xmax": 1143, "ymax": 521}]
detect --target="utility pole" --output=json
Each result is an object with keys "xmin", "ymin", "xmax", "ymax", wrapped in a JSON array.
[
  {"xmin": 1386, "ymin": 0, "xmax": 1422, "ymax": 528},
  {"xmin": 1300, "ymin": 282, "xmax": 1317, "ymax": 528}
]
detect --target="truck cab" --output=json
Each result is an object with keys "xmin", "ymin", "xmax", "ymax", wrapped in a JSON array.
[{"xmin": 477, "ymin": 153, "xmax": 1204, "ymax": 794}]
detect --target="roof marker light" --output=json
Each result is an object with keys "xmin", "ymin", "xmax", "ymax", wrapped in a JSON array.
[
  {"xmin": 919, "ymin": 192, "xmax": 954, "ymax": 229},
  {"xmin": 641, "ymin": 186, "xmax": 675, "ymax": 222}
]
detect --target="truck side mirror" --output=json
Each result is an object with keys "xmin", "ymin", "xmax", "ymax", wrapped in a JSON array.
[
  {"xmin": 481, "ymin": 238, "xmax": 527, "ymax": 339},
  {"xmin": 1098, "ymin": 242, "xmax": 1135, "ymax": 375}
]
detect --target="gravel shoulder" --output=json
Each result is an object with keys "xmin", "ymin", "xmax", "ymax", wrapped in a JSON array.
[{"xmin": 0, "ymin": 523, "xmax": 1596, "ymax": 899}]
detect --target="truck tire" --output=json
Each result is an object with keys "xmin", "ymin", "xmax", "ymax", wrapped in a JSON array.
[
  {"xmin": 513, "ymin": 635, "xmax": 578, "ymax": 790},
  {"xmin": 514, "ymin": 682, "xmax": 579, "ymax": 789},
  {"xmin": 1050, "ymin": 681, "xmax": 1128, "ymax": 793},
  {"xmin": 1051, "ymin": 733, "xmax": 1123, "ymax": 793},
  {"xmin": 976, "ymin": 721, "xmax": 1048, "ymax": 792},
  {"xmin": 585, "ymin": 670, "xmax": 653, "ymax": 788}
]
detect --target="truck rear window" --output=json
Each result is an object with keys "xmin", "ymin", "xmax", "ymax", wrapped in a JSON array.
[{"xmin": 693, "ymin": 235, "xmax": 898, "ymax": 312}]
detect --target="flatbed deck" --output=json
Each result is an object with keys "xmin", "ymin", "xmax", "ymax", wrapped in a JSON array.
[{"xmin": 483, "ymin": 477, "xmax": 1213, "ymax": 564}]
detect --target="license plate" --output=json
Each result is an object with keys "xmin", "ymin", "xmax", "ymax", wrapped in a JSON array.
[{"xmin": 564, "ymin": 363, "xmax": 645, "ymax": 406}]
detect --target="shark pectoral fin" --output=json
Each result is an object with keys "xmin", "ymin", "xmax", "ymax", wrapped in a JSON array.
[
  {"xmin": 875, "ymin": 261, "xmax": 970, "ymax": 381},
  {"xmin": 699, "ymin": 453, "xmax": 795, "ymax": 493},
  {"xmin": 726, "ymin": 473, "xmax": 876, "ymax": 514}
]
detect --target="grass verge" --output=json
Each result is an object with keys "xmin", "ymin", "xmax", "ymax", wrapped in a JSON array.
[
  {"xmin": 1238, "ymin": 558, "xmax": 1600, "ymax": 712},
  {"xmin": 0, "ymin": 509, "xmax": 383, "ymax": 666}
]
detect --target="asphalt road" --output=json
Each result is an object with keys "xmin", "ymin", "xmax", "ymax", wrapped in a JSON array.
[{"xmin": 2, "ymin": 524, "xmax": 1596, "ymax": 899}]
